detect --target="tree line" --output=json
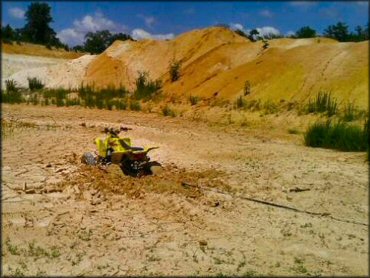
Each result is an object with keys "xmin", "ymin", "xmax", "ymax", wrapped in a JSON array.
[
  {"xmin": 1, "ymin": 2, "xmax": 133, "ymax": 54},
  {"xmin": 233, "ymin": 22, "xmax": 369, "ymax": 42}
]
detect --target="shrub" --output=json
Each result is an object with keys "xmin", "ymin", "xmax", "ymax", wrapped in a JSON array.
[
  {"xmin": 169, "ymin": 60, "xmax": 181, "ymax": 82},
  {"xmin": 95, "ymin": 93, "xmax": 104, "ymax": 109},
  {"xmin": 3, "ymin": 80, "xmax": 22, "ymax": 103},
  {"xmin": 288, "ymin": 128, "xmax": 300, "ymax": 134},
  {"xmin": 342, "ymin": 102, "xmax": 359, "ymax": 122},
  {"xmin": 113, "ymin": 99, "xmax": 127, "ymax": 110},
  {"xmin": 245, "ymin": 99, "xmax": 261, "ymax": 111},
  {"xmin": 244, "ymin": 80, "xmax": 251, "ymax": 96},
  {"xmin": 304, "ymin": 120, "xmax": 368, "ymax": 152},
  {"xmin": 104, "ymin": 99, "xmax": 113, "ymax": 110},
  {"xmin": 189, "ymin": 95, "xmax": 199, "ymax": 106},
  {"xmin": 129, "ymin": 100, "xmax": 141, "ymax": 111},
  {"xmin": 162, "ymin": 105, "xmax": 176, "ymax": 117},
  {"xmin": 28, "ymin": 77, "xmax": 44, "ymax": 91},
  {"xmin": 236, "ymin": 96, "xmax": 245, "ymax": 109},
  {"xmin": 65, "ymin": 98, "xmax": 80, "ymax": 106},
  {"xmin": 307, "ymin": 91, "xmax": 337, "ymax": 116},
  {"xmin": 5, "ymin": 79, "xmax": 19, "ymax": 92},
  {"xmin": 134, "ymin": 71, "xmax": 162, "ymax": 100},
  {"xmin": 100, "ymin": 85, "xmax": 128, "ymax": 99},
  {"xmin": 30, "ymin": 94, "xmax": 39, "ymax": 105},
  {"xmin": 235, "ymin": 96, "xmax": 245, "ymax": 109},
  {"xmin": 263, "ymin": 101, "xmax": 279, "ymax": 114},
  {"xmin": 2, "ymin": 91, "xmax": 23, "ymax": 104}
]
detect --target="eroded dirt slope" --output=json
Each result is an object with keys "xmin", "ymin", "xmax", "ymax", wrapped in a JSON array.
[
  {"xmin": 2, "ymin": 104, "xmax": 368, "ymax": 276},
  {"xmin": 5, "ymin": 27, "xmax": 368, "ymax": 108}
]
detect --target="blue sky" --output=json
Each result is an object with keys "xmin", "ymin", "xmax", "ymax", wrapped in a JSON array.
[{"xmin": 2, "ymin": 1, "xmax": 369, "ymax": 46}]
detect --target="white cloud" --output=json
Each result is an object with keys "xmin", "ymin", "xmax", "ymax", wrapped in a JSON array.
[
  {"xmin": 73, "ymin": 12, "xmax": 121, "ymax": 33},
  {"xmin": 131, "ymin": 28, "xmax": 174, "ymax": 40},
  {"xmin": 9, "ymin": 7, "xmax": 25, "ymax": 19},
  {"xmin": 286, "ymin": 30, "xmax": 295, "ymax": 37},
  {"xmin": 229, "ymin": 23, "xmax": 281, "ymax": 40},
  {"xmin": 356, "ymin": 1, "xmax": 369, "ymax": 6},
  {"xmin": 230, "ymin": 23, "xmax": 245, "ymax": 31},
  {"xmin": 256, "ymin": 26, "xmax": 281, "ymax": 38},
  {"xmin": 57, "ymin": 12, "xmax": 128, "ymax": 46},
  {"xmin": 259, "ymin": 9, "xmax": 273, "ymax": 18},
  {"xmin": 137, "ymin": 14, "xmax": 156, "ymax": 28},
  {"xmin": 57, "ymin": 28, "xmax": 85, "ymax": 46}
]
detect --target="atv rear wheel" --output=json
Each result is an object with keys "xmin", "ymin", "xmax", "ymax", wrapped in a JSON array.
[{"xmin": 145, "ymin": 161, "xmax": 163, "ymax": 176}]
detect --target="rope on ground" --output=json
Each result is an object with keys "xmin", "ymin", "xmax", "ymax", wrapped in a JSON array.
[{"xmin": 181, "ymin": 182, "xmax": 368, "ymax": 227}]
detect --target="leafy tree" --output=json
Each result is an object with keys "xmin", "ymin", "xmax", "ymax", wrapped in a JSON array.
[
  {"xmin": 83, "ymin": 30, "xmax": 112, "ymax": 54},
  {"xmin": 323, "ymin": 22, "xmax": 350, "ymax": 42},
  {"xmin": 295, "ymin": 26, "xmax": 316, "ymax": 38},
  {"xmin": 1, "ymin": 24, "xmax": 15, "ymax": 42},
  {"xmin": 248, "ymin": 29, "xmax": 259, "ymax": 42},
  {"xmin": 22, "ymin": 2, "xmax": 62, "ymax": 46},
  {"xmin": 72, "ymin": 45, "xmax": 85, "ymax": 52},
  {"xmin": 353, "ymin": 25, "xmax": 369, "ymax": 41},
  {"xmin": 83, "ymin": 30, "xmax": 132, "ymax": 54}
]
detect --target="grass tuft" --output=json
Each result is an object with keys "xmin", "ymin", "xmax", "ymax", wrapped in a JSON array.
[
  {"xmin": 189, "ymin": 95, "xmax": 199, "ymax": 106},
  {"xmin": 134, "ymin": 71, "xmax": 162, "ymax": 100},
  {"xmin": 304, "ymin": 119, "xmax": 368, "ymax": 152},
  {"xmin": 307, "ymin": 91, "xmax": 337, "ymax": 116},
  {"xmin": 28, "ymin": 77, "xmax": 44, "ymax": 91},
  {"xmin": 162, "ymin": 105, "xmax": 176, "ymax": 117}
]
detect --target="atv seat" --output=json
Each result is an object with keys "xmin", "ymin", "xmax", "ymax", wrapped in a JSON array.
[
  {"xmin": 126, "ymin": 146, "xmax": 144, "ymax": 151},
  {"xmin": 118, "ymin": 138, "xmax": 143, "ymax": 151}
]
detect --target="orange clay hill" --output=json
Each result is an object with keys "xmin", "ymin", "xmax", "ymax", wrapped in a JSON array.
[
  {"xmin": 83, "ymin": 27, "xmax": 368, "ymax": 108},
  {"xmin": 8, "ymin": 27, "xmax": 369, "ymax": 108}
]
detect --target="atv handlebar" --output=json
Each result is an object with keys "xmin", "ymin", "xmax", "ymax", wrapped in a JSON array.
[{"xmin": 103, "ymin": 126, "xmax": 133, "ymax": 137}]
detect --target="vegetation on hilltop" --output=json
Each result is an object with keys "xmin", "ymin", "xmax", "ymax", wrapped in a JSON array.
[
  {"xmin": 1, "ymin": 3, "xmax": 68, "ymax": 50},
  {"xmin": 0, "ymin": 2, "xmax": 133, "ymax": 54}
]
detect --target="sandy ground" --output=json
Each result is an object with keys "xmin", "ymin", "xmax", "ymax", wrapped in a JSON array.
[{"xmin": 1, "ymin": 104, "xmax": 368, "ymax": 276}]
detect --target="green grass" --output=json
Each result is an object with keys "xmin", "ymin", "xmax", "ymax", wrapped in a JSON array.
[
  {"xmin": 162, "ymin": 105, "xmax": 176, "ymax": 117},
  {"xmin": 27, "ymin": 77, "xmax": 44, "ymax": 91},
  {"xmin": 263, "ymin": 100, "xmax": 279, "ymax": 114},
  {"xmin": 5, "ymin": 238, "xmax": 21, "ymax": 255},
  {"xmin": 288, "ymin": 128, "xmax": 300, "ymax": 134},
  {"xmin": 304, "ymin": 120, "xmax": 368, "ymax": 152},
  {"xmin": 169, "ymin": 60, "xmax": 181, "ymax": 82},
  {"xmin": 134, "ymin": 71, "xmax": 162, "ymax": 100},
  {"xmin": 189, "ymin": 95, "xmax": 199, "ymax": 106},
  {"xmin": 2, "ymin": 80, "xmax": 23, "ymax": 104},
  {"xmin": 129, "ymin": 100, "xmax": 141, "ymax": 111},
  {"xmin": 307, "ymin": 91, "xmax": 337, "ymax": 116},
  {"xmin": 235, "ymin": 96, "xmax": 245, "ymax": 109},
  {"xmin": 5, "ymin": 79, "xmax": 19, "ymax": 92}
]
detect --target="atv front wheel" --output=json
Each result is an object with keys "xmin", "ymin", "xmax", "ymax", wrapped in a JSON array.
[{"xmin": 81, "ymin": 152, "xmax": 97, "ymax": 166}]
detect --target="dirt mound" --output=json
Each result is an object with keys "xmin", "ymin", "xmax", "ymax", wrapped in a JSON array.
[
  {"xmin": 7, "ymin": 54, "xmax": 96, "ymax": 89},
  {"xmin": 2, "ymin": 42, "xmax": 84, "ymax": 59},
  {"xmin": 5, "ymin": 27, "xmax": 369, "ymax": 108}
]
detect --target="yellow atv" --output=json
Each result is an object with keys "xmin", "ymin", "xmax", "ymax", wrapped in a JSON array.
[{"xmin": 82, "ymin": 127, "xmax": 161, "ymax": 177}]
